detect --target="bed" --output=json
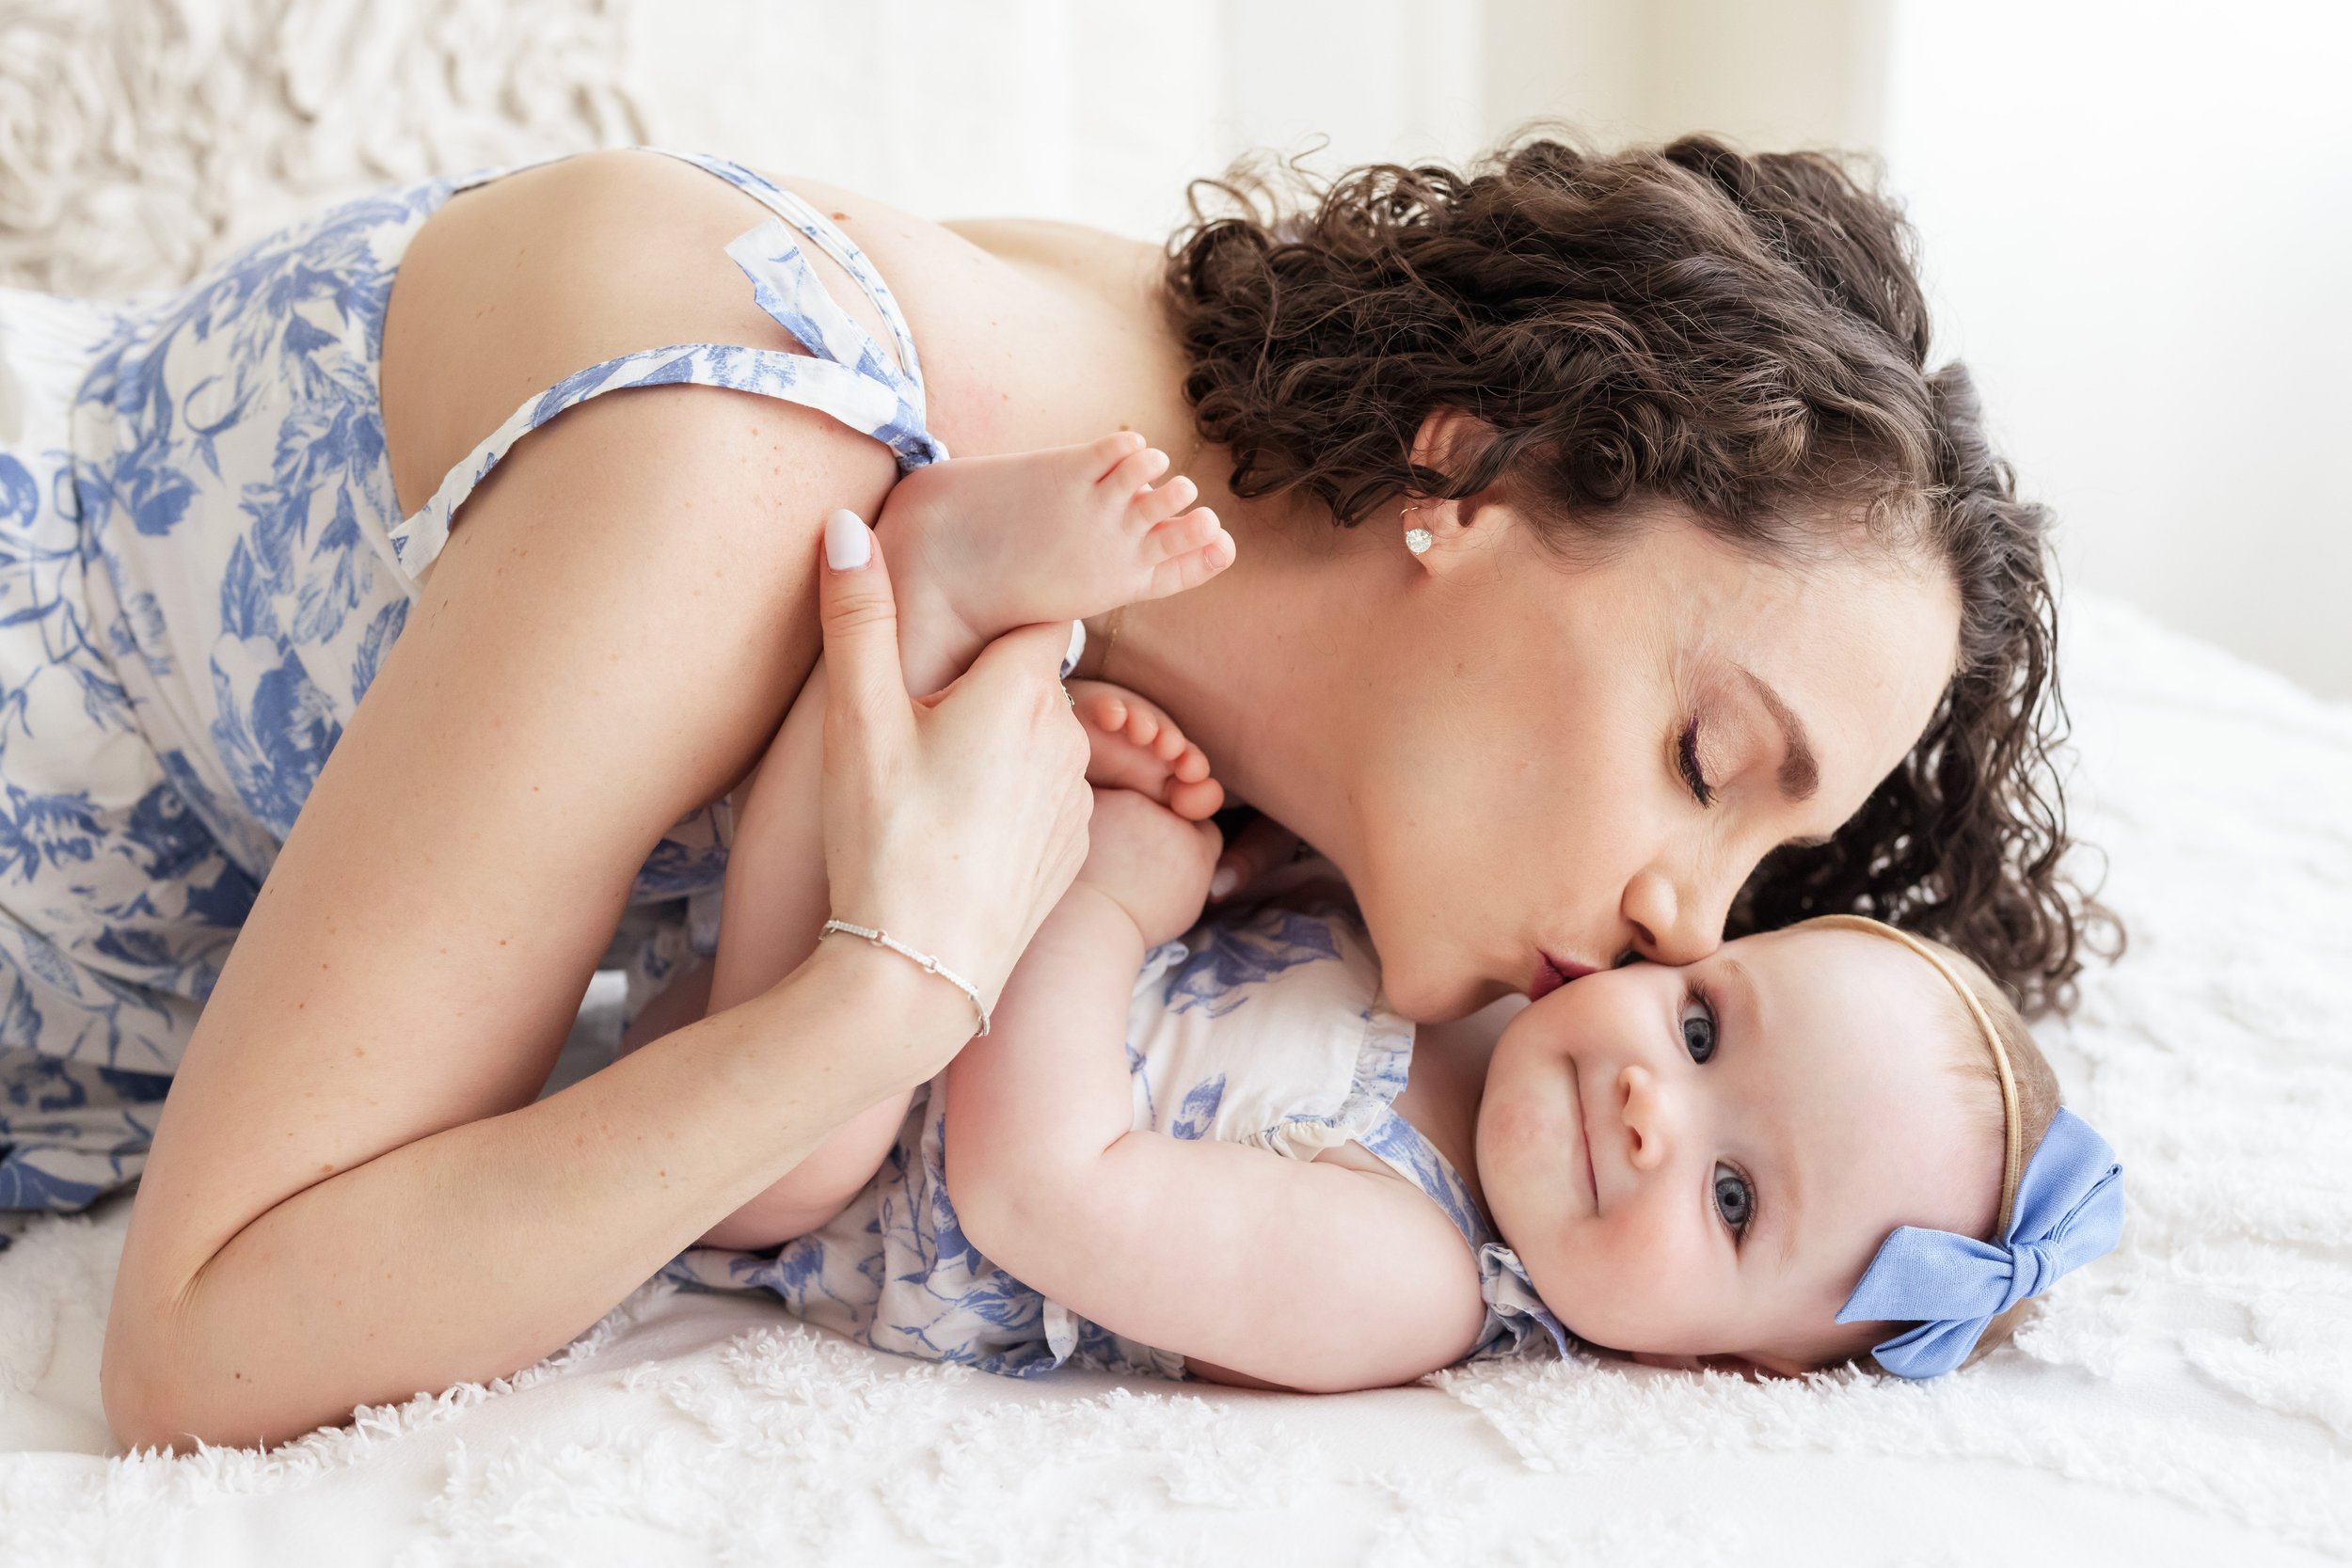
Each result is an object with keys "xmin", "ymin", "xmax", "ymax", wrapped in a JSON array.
[
  {"xmin": 3, "ymin": 3, "xmax": 2348, "ymax": 1561},
  {"xmin": 3, "ymin": 598, "xmax": 2344, "ymax": 1566}
]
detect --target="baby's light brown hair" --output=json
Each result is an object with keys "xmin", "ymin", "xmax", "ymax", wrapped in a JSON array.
[
  {"xmin": 1800, "ymin": 924, "xmax": 2063, "ymax": 1373},
  {"xmin": 1927, "ymin": 940, "xmax": 2061, "ymax": 1367}
]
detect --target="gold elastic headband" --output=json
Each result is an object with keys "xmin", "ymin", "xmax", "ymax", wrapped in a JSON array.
[{"xmin": 1789, "ymin": 914, "xmax": 2024, "ymax": 1236}]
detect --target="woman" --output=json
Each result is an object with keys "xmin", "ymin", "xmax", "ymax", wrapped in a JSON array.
[{"xmin": 0, "ymin": 136, "xmax": 2094, "ymax": 1448}]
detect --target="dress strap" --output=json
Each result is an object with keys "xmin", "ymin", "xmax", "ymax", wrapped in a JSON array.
[
  {"xmin": 656, "ymin": 151, "xmax": 930, "ymax": 394},
  {"xmin": 385, "ymin": 149, "xmax": 947, "ymax": 592}
]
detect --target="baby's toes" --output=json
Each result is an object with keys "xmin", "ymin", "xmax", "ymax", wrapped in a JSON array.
[
  {"xmin": 1085, "ymin": 730, "xmax": 1179, "ymax": 800},
  {"xmin": 1145, "ymin": 505, "xmax": 1221, "ymax": 558},
  {"xmin": 1076, "ymin": 689, "xmax": 1131, "ymax": 735},
  {"xmin": 1142, "ymin": 515, "xmax": 1233, "ymax": 600},
  {"xmin": 1135, "ymin": 471, "xmax": 1199, "ymax": 524},
  {"xmin": 1085, "ymin": 430, "xmax": 1150, "ymax": 479},
  {"xmin": 1168, "ymin": 774, "xmax": 1227, "ymax": 821},
  {"xmin": 1168, "ymin": 739, "xmax": 1212, "ymax": 783},
  {"xmin": 1104, "ymin": 442, "xmax": 1173, "ymax": 500},
  {"xmin": 1147, "ymin": 721, "xmax": 1188, "ymax": 765}
]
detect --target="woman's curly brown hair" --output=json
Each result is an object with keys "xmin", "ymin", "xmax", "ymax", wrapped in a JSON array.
[{"xmin": 1162, "ymin": 133, "xmax": 2118, "ymax": 1014}]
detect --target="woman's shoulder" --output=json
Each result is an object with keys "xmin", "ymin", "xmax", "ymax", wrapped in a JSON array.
[
  {"xmin": 938, "ymin": 215, "xmax": 1162, "ymax": 305},
  {"xmin": 384, "ymin": 149, "xmax": 885, "ymax": 514},
  {"xmin": 384, "ymin": 150, "xmax": 1190, "ymax": 509}
]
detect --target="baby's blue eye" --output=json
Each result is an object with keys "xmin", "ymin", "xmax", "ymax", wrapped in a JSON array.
[
  {"xmin": 1681, "ymin": 993, "xmax": 1717, "ymax": 1064},
  {"xmin": 1713, "ymin": 1163, "xmax": 1754, "ymax": 1233}
]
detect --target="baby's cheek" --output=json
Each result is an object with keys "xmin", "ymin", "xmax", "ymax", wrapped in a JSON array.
[
  {"xmin": 1600, "ymin": 1214, "xmax": 1721, "ymax": 1347},
  {"xmin": 1480, "ymin": 1089, "xmax": 1550, "ymax": 1151}
]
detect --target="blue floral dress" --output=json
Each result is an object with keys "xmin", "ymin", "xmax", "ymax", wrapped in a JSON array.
[
  {"xmin": 665, "ymin": 867, "xmax": 1570, "ymax": 1378},
  {"xmin": 0, "ymin": 149, "xmax": 945, "ymax": 1214}
]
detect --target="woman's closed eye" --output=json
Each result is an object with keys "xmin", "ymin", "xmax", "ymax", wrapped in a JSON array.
[{"xmin": 1676, "ymin": 717, "xmax": 1715, "ymax": 807}]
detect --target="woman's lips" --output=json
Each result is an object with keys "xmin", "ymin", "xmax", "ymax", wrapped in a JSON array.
[{"xmin": 1531, "ymin": 950, "xmax": 1599, "ymax": 1001}]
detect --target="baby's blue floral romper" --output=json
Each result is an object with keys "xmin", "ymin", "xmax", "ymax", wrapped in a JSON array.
[
  {"xmin": 0, "ymin": 149, "xmax": 943, "ymax": 1214},
  {"xmin": 666, "ymin": 868, "xmax": 1570, "ymax": 1377}
]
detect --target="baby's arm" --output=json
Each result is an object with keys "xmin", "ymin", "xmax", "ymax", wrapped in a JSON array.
[{"xmin": 943, "ymin": 794, "xmax": 1487, "ymax": 1390}]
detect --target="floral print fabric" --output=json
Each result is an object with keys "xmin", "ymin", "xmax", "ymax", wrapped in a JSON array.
[
  {"xmin": 0, "ymin": 149, "xmax": 946, "ymax": 1215},
  {"xmin": 666, "ymin": 871, "xmax": 1570, "ymax": 1378}
]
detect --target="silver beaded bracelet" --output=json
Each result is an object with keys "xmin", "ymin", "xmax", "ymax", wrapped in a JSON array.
[{"xmin": 818, "ymin": 919, "xmax": 991, "ymax": 1037}]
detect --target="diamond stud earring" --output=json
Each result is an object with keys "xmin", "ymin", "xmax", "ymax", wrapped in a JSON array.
[{"xmin": 1403, "ymin": 504, "xmax": 1434, "ymax": 556}]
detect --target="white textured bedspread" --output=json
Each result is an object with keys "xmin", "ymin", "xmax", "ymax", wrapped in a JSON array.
[{"xmin": 2, "ymin": 594, "xmax": 2347, "ymax": 1567}]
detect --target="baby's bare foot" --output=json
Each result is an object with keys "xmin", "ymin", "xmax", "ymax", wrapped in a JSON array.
[
  {"xmin": 878, "ymin": 433, "xmax": 1232, "ymax": 663},
  {"xmin": 1070, "ymin": 678, "xmax": 1225, "ymax": 821}
]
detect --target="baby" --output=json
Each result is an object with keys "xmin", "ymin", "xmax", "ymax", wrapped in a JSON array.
[{"xmin": 665, "ymin": 434, "xmax": 2125, "ymax": 1386}]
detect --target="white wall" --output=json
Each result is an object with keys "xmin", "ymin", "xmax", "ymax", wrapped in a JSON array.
[
  {"xmin": 8, "ymin": 0, "xmax": 2334, "ymax": 696},
  {"xmin": 638, "ymin": 0, "xmax": 2352, "ymax": 697},
  {"xmin": 1878, "ymin": 0, "xmax": 2352, "ymax": 700},
  {"xmin": 620, "ymin": 0, "xmax": 1486, "ymax": 246}
]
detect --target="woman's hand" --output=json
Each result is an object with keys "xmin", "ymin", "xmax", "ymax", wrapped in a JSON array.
[{"xmin": 816, "ymin": 509, "xmax": 1093, "ymax": 1010}]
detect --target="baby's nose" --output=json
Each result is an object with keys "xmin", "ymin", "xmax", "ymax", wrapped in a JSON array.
[{"xmin": 1618, "ymin": 1064, "xmax": 1671, "ymax": 1172}]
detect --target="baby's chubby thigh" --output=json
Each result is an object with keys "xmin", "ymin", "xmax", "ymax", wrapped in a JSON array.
[{"xmin": 692, "ymin": 1087, "xmax": 918, "ymax": 1251}]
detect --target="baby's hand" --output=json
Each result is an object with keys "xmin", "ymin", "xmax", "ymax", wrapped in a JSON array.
[{"xmin": 1076, "ymin": 787, "xmax": 1222, "ymax": 947}]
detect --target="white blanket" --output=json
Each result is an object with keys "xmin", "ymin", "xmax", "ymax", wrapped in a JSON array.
[{"xmin": 2, "ymin": 594, "xmax": 2348, "ymax": 1566}]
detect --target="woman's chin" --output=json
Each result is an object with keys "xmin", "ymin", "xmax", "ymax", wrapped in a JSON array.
[{"xmin": 1385, "ymin": 967, "xmax": 1513, "ymax": 1024}]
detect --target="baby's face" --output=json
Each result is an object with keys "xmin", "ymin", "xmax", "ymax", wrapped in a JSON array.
[{"xmin": 1475, "ymin": 926, "xmax": 2002, "ymax": 1372}]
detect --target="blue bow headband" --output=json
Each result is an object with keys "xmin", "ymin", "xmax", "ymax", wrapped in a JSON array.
[
  {"xmin": 1837, "ymin": 1107, "xmax": 2123, "ymax": 1377},
  {"xmin": 1798, "ymin": 916, "xmax": 2126, "ymax": 1381}
]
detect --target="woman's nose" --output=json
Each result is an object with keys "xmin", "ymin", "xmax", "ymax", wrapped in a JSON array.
[
  {"xmin": 1617, "ymin": 1064, "xmax": 1675, "ymax": 1171},
  {"xmin": 1621, "ymin": 867, "xmax": 1728, "ymax": 967}
]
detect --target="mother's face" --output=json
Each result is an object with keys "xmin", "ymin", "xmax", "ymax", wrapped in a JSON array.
[{"xmin": 1342, "ymin": 501, "xmax": 1962, "ymax": 1022}]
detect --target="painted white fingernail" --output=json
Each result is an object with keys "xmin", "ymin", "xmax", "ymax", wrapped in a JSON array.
[
  {"xmin": 1062, "ymin": 620, "xmax": 1087, "ymax": 677},
  {"xmin": 1209, "ymin": 867, "xmax": 1241, "ymax": 900},
  {"xmin": 824, "ymin": 508, "xmax": 871, "ymax": 570}
]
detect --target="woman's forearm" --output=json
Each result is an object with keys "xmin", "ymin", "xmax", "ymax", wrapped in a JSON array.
[
  {"xmin": 705, "ymin": 589, "xmax": 1002, "ymax": 1020},
  {"xmin": 104, "ymin": 941, "xmax": 966, "ymax": 1451}
]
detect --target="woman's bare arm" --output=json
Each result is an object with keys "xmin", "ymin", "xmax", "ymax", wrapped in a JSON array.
[
  {"xmin": 102, "ymin": 409, "xmax": 1090, "ymax": 1454},
  {"xmin": 99, "ymin": 377, "xmax": 903, "ymax": 1447}
]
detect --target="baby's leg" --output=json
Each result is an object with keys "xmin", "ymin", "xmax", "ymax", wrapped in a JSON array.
[{"xmin": 878, "ymin": 433, "xmax": 1232, "ymax": 693}]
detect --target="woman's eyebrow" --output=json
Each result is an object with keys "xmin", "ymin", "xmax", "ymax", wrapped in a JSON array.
[{"xmin": 1733, "ymin": 663, "xmax": 1820, "ymax": 801}]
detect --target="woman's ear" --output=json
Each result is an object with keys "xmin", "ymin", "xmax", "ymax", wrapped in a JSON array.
[
  {"xmin": 1401, "ymin": 408, "xmax": 1510, "ymax": 577},
  {"xmin": 1407, "ymin": 406, "xmax": 1487, "ymax": 478}
]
